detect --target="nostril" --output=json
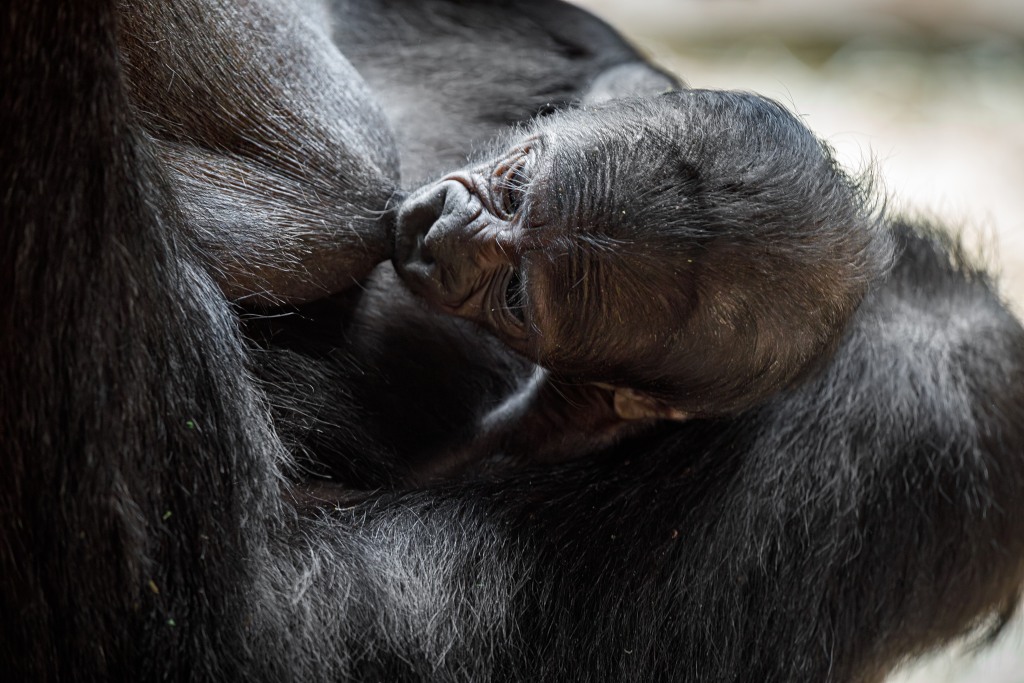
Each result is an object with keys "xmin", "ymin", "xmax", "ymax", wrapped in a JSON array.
[
  {"xmin": 403, "ymin": 197, "xmax": 443, "ymax": 236},
  {"xmin": 417, "ymin": 232, "xmax": 434, "ymax": 265}
]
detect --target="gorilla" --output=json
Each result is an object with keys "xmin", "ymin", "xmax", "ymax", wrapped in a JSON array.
[
  {"xmin": 3, "ymin": 1, "xmax": 1023, "ymax": 682},
  {"xmin": 389, "ymin": 91, "xmax": 889, "ymax": 468}
]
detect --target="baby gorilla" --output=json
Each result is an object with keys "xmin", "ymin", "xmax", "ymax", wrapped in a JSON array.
[{"xmin": 393, "ymin": 89, "xmax": 892, "ymax": 463}]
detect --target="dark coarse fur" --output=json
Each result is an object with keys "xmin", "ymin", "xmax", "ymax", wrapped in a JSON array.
[
  {"xmin": 3, "ymin": 1, "xmax": 1024, "ymax": 682},
  {"xmin": 328, "ymin": 0, "xmax": 673, "ymax": 183}
]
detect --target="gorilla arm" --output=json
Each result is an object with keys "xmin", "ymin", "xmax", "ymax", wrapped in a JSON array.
[
  {"xmin": 330, "ymin": 0, "xmax": 680, "ymax": 181},
  {"xmin": 119, "ymin": 0, "xmax": 401, "ymax": 305}
]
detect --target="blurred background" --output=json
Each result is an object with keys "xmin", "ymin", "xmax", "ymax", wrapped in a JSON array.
[{"xmin": 573, "ymin": 0, "xmax": 1024, "ymax": 681}]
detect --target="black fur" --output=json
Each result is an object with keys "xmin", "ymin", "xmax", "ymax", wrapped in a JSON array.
[{"xmin": 3, "ymin": 1, "xmax": 1023, "ymax": 682}]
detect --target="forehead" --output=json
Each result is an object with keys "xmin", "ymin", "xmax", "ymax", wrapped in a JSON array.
[
  {"xmin": 528, "ymin": 112, "xmax": 679, "ymax": 238},
  {"xmin": 518, "ymin": 106, "xmax": 692, "ymax": 363}
]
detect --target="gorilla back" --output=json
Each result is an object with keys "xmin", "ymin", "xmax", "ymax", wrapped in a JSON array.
[{"xmin": 3, "ymin": 1, "xmax": 1024, "ymax": 682}]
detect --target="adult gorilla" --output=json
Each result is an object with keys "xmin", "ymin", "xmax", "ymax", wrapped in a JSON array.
[{"xmin": 3, "ymin": 2, "xmax": 1023, "ymax": 683}]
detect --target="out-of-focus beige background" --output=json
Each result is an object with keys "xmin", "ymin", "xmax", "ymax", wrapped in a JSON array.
[{"xmin": 574, "ymin": 1, "xmax": 1024, "ymax": 681}]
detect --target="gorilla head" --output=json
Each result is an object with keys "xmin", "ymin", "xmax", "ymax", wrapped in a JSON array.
[{"xmin": 394, "ymin": 89, "xmax": 891, "ymax": 431}]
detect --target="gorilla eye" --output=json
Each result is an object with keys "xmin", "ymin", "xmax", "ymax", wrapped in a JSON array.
[
  {"xmin": 495, "ymin": 153, "xmax": 529, "ymax": 220},
  {"xmin": 504, "ymin": 269, "xmax": 527, "ymax": 324}
]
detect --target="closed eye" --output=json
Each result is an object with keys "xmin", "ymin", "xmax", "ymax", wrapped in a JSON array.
[
  {"xmin": 504, "ymin": 269, "xmax": 527, "ymax": 324},
  {"xmin": 504, "ymin": 159, "xmax": 527, "ymax": 216},
  {"xmin": 495, "ymin": 152, "xmax": 530, "ymax": 220}
]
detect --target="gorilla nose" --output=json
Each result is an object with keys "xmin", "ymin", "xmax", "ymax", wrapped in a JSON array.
[{"xmin": 394, "ymin": 183, "xmax": 449, "ymax": 268}]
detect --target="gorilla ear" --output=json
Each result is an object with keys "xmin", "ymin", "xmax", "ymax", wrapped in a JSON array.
[{"xmin": 611, "ymin": 387, "xmax": 688, "ymax": 422}]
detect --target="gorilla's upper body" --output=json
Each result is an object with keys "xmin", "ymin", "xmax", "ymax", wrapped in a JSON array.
[{"xmin": 4, "ymin": 0, "xmax": 1023, "ymax": 681}]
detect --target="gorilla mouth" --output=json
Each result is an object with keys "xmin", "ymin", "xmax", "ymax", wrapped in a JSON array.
[{"xmin": 391, "ymin": 183, "xmax": 446, "ymax": 288}]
